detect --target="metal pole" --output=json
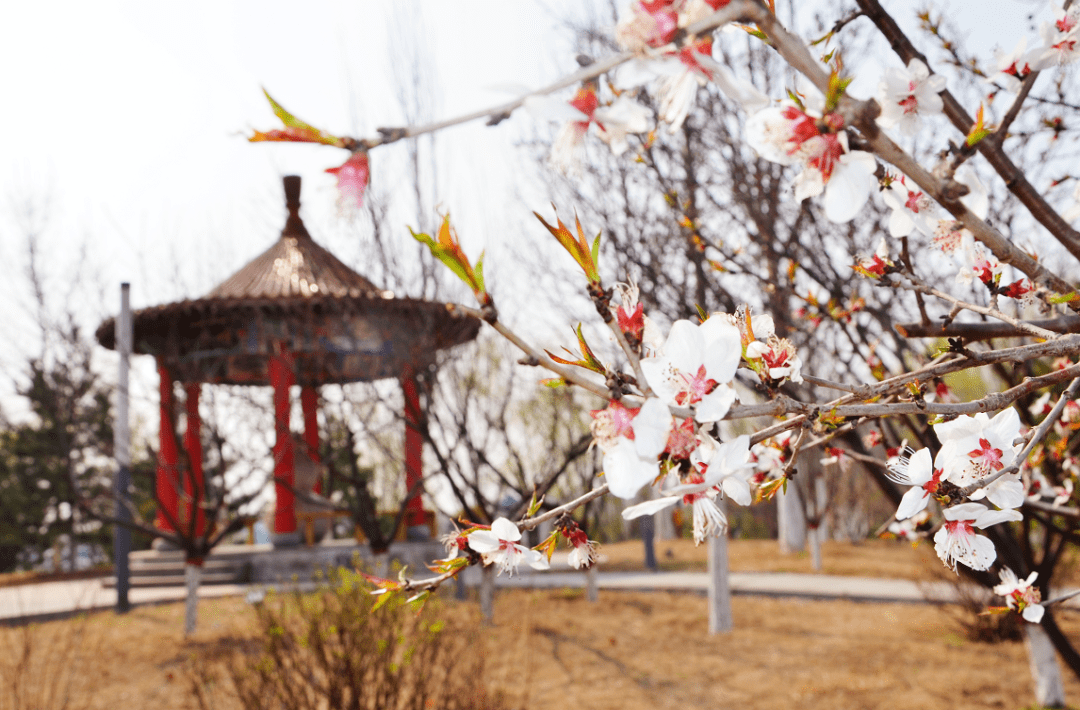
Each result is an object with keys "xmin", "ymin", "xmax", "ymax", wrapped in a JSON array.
[{"xmin": 114, "ymin": 283, "xmax": 132, "ymax": 613}]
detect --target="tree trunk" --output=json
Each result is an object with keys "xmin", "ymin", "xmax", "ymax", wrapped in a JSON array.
[
  {"xmin": 1025, "ymin": 622, "xmax": 1066, "ymax": 708},
  {"xmin": 184, "ymin": 561, "xmax": 202, "ymax": 636},
  {"xmin": 808, "ymin": 525, "xmax": 823, "ymax": 572},
  {"xmin": 777, "ymin": 482, "xmax": 805, "ymax": 554},
  {"xmin": 656, "ymin": 503, "xmax": 676, "ymax": 541},
  {"xmin": 814, "ymin": 477, "xmax": 829, "ymax": 541},
  {"xmin": 1040, "ymin": 610, "xmax": 1080, "ymax": 685},
  {"xmin": 371, "ymin": 551, "xmax": 389, "ymax": 578},
  {"xmin": 641, "ymin": 513, "xmax": 658, "ymax": 571},
  {"xmin": 586, "ymin": 565, "xmax": 598, "ymax": 603},
  {"xmin": 480, "ymin": 564, "xmax": 495, "ymax": 625},
  {"xmin": 708, "ymin": 507, "xmax": 733, "ymax": 634}
]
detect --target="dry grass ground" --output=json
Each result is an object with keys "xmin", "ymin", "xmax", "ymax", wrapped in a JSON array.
[
  {"xmin": 601, "ymin": 537, "xmax": 1080, "ymax": 585},
  {"xmin": 2, "ymin": 539, "xmax": 1078, "ymax": 710}
]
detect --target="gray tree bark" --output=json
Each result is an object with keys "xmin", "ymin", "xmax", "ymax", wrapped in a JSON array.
[
  {"xmin": 1025, "ymin": 622, "xmax": 1066, "ymax": 708},
  {"xmin": 777, "ymin": 482, "xmax": 806, "ymax": 554},
  {"xmin": 586, "ymin": 565, "xmax": 598, "ymax": 603},
  {"xmin": 480, "ymin": 564, "xmax": 495, "ymax": 625},
  {"xmin": 708, "ymin": 501, "xmax": 733, "ymax": 634},
  {"xmin": 184, "ymin": 562, "xmax": 202, "ymax": 636}
]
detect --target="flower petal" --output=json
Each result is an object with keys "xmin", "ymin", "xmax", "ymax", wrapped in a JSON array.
[
  {"xmin": 622, "ymin": 496, "xmax": 680, "ymax": 520},
  {"xmin": 604, "ymin": 439, "xmax": 660, "ymax": 499},
  {"xmin": 634, "ymin": 397, "xmax": 674, "ymax": 459},
  {"xmin": 491, "ymin": 517, "xmax": 522, "ymax": 542},
  {"xmin": 895, "ymin": 487, "xmax": 930, "ymax": 521}
]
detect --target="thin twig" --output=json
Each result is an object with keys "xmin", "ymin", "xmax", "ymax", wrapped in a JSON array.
[
  {"xmin": 781, "ymin": 427, "xmax": 807, "ymax": 476},
  {"xmin": 891, "ymin": 273, "xmax": 1060, "ymax": 341},
  {"xmin": 1024, "ymin": 498, "xmax": 1080, "ymax": 521},
  {"xmin": 518, "ymin": 484, "xmax": 611, "ymax": 531},
  {"xmin": 800, "ymin": 374, "xmax": 874, "ymax": 398},
  {"xmin": 1044, "ymin": 587, "xmax": 1080, "ymax": 607},
  {"xmin": 606, "ymin": 316, "xmax": 655, "ymax": 397},
  {"xmin": 451, "ymin": 304, "xmax": 611, "ymax": 399},
  {"xmin": 895, "ymin": 315, "xmax": 1080, "ymax": 340},
  {"xmin": 353, "ymin": 2, "xmax": 758, "ymax": 150}
]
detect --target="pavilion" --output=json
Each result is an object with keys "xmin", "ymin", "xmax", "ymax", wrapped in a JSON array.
[{"xmin": 96, "ymin": 176, "xmax": 481, "ymax": 543}]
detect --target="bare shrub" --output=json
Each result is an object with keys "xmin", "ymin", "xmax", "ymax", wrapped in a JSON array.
[
  {"xmin": 193, "ymin": 568, "xmax": 513, "ymax": 710},
  {"xmin": 0, "ymin": 613, "xmax": 98, "ymax": 710}
]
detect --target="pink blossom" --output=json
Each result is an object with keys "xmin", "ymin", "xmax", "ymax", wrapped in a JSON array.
[
  {"xmin": 934, "ymin": 409, "xmax": 1025, "ymax": 509},
  {"xmin": 622, "ymin": 435, "xmax": 751, "ymax": 544},
  {"xmin": 988, "ymin": 38, "xmax": 1041, "ymax": 93},
  {"xmin": 595, "ymin": 398, "xmax": 673, "ymax": 499},
  {"xmin": 326, "ymin": 151, "xmax": 370, "ymax": 208},
  {"xmin": 1037, "ymin": 3, "xmax": 1080, "ymax": 67},
  {"xmin": 615, "ymin": 0, "xmax": 682, "ymax": 52},
  {"xmin": 566, "ymin": 526, "xmax": 600, "ymax": 570},
  {"xmin": 880, "ymin": 172, "xmax": 940, "ymax": 237}
]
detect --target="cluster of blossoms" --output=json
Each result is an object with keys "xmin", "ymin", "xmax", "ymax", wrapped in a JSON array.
[
  {"xmin": 990, "ymin": 3, "xmax": 1080, "ymax": 81},
  {"xmin": 993, "ymin": 568, "xmax": 1046, "ymax": 623},
  {"xmin": 745, "ymin": 89, "xmax": 877, "ymax": 224},
  {"xmin": 1025, "ymin": 390, "xmax": 1079, "ymax": 508},
  {"xmin": 589, "ymin": 294, "xmax": 804, "ymax": 543},
  {"xmin": 438, "ymin": 516, "xmax": 600, "ymax": 577},
  {"xmin": 531, "ymin": 0, "xmax": 767, "ymax": 173},
  {"xmin": 888, "ymin": 409, "xmax": 1026, "ymax": 572}
]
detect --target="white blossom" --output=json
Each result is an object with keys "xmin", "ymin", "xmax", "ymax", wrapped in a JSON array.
[
  {"xmin": 877, "ymin": 59, "xmax": 946, "ymax": 136},
  {"xmin": 468, "ymin": 518, "xmax": 550, "ymax": 576},
  {"xmin": 934, "ymin": 503, "xmax": 1022, "ymax": 572}
]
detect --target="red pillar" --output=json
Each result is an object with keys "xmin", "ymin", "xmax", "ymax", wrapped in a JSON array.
[
  {"xmin": 402, "ymin": 374, "xmax": 425, "ymax": 527},
  {"xmin": 183, "ymin": 383, "xmax": 206, "ymax": 537},
  {"xmin": 271, "ymin": 352, "xmax": 296, "ymax": 534},
  {"xmin": 155, "ymin": 364, "xmax": 180, "ymax": 532},
  {"xmin": 301, "ymin": 386, "xmax": 322, "ymax": 494}
]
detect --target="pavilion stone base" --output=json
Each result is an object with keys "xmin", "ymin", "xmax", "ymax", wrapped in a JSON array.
[{"xmin": 249, "ymin": 538, "xmax": 445, "ymax": 585}]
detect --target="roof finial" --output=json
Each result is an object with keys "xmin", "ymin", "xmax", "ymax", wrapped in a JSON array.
[{"xmin": 281, "ymin": 175, "xmax": 310, "ymax": 239}]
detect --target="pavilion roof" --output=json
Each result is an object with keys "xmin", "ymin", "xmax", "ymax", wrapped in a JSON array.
[{"xmin": 95, "ymin": 176, "xmax": 481, "ymax": 385}]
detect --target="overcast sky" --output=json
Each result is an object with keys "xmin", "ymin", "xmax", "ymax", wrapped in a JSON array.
[{"xmin": 0, "ymin": 0, "xmax": 1054, "ymax": 465}]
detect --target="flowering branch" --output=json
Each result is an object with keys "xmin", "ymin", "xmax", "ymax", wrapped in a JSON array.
[
  {"xmin": 889, "ymin": 272, "xmax": 1061, "ymax": 341},
  {"xmin": 740, "ymin": 342, "xmax": 1080, "ymax": 443},
  {"xmin": 517, "ymin": 484, "xmax": 611, "ymax": 532},
  {"xmin": 349, "ymin": 2, "xmax": 757, "ymax": 151},
  {"xmin": 958, "ymin": 375, "xmax": 1080, "ymax": 498},
  {"xmin": 853, "ymin": 0, "xmax": 1080, "ymax": 262},
  {"xmin": 749, "ymin": 3, "xmax": 1079, "ymax": 300}
]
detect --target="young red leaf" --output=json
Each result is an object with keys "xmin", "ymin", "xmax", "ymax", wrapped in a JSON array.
[
  {"xmin": 250, "ymin": 89, "xmax": 345, "ymax": 148},
  {"xmin": 534, "ymin": 206, "xmax": 602, "ymax": 284},
  {"xmin": 411, "ymin": 215, "xmax": 491, "ymax": 306}
]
